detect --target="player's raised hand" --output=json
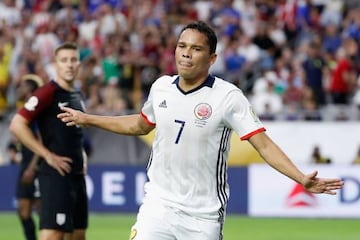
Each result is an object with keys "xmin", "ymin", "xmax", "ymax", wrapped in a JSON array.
[
  {"xmin": 45, "ymin": 152, "xmax": 72, "ymax": 176},
  {"xmin": 302, "ymin": 171, "xmax": 344, "ymax": 195},
  {"xmin": 57, "ymin": 106, "xmax": 85, "ymax": 126}
]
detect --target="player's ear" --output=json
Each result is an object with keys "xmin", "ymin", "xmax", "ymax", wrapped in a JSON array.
[{"xmin": 209, "ymin": 53, "xmax": 217, "ymax": 65}]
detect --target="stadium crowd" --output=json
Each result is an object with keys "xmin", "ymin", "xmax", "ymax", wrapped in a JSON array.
[{"xmin": 0, "ymin": 0, "xmax": 359, "ymax": 122}]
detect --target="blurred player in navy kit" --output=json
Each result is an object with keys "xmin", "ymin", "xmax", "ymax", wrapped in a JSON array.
[
  {"xmin": 58, "ymin": 22, "xmax": 344, "ymax": 240},
  {"xmin": 10, "ymin": 42, "xmax": 88, "ymax": 240},
  {"xmin": 11, "ymin": 74, "xmax": 43, "ymax": 240}
]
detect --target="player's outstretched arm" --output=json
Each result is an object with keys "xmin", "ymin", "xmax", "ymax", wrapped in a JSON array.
[
  {"xmin": 248, "ymin": 132, "xmax": 344, "ymax": 195},
  {"xmin": 57, "ymin": 106, "xmax": 155, "ymax": 136}
]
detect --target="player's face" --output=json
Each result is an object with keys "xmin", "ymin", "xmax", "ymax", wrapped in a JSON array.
[
  {"xmin": 175, "ymin": 29, "xmax": 216, "ymax": 83},
  {"xmin": 54, "ymin": 49, "xmax": 80, "ymax": 87},
  {"xmin": 16, "ymin": 81, "xmax": 29, "ymax": 101}
]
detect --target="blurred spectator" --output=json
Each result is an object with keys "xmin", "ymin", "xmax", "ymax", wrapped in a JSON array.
[
  {"xmin": 252, "ymin": 22, "xmax": 276, "ymax": 57},
  {"xmin": 0, "ymin": 24, "xmax": 13, "ymax": 118},
  {"xmin": 78, "ymin": 55, "xmax": 103, "ymax": 111},
  {"xmin": 258, "ymin": 102, "xmax": 276, "ymax": 121},
  {"xmin": 267, "ymin": 18, "xmax": 287, "ymax": 50},
  {"xmin": 193, "ymin": 0, "xmax": 212, "ymax": 22},
  {"xmin": 236, "ymin": 33, "xmax": 262, "ymax": 92},
  {"xmin": 223, "ymin": 31, "xmax": 246, "ymax": 87},
  {"xmin": 0, "ymin": 0, "xmax": 21, "ymax": 27},
  {"xmin": 352, "ymin": 146, "xmax": 360, "ymax": 164},
  {"xmin": 234, "ymin": 0, "xmax": 258, "ymax": 38},
  {"xmin": 310, "ymin": 145, "xmax": 331, "ymax": 164},
  {"xmin": 118, "ymin": 35, "xmax": 137, "ymax": 109},
  {"xmin": 302, "ymin": 98, "xmax": 323, "ymax": 121},
  {"xmin": 319, "ymin": 0, "xmax": 343, "ymax": 27},
  {"xmin": 302, "ymin": 40, "xmax": 326, "ymax": 106},
  {"xmin": 276, "ymin": 0, "xmax": 298, "ymax": 47},
  {"xmin": 282, "ymin": 69, "xmax": 303, "ymax": 111},
  {"xmin": 328, "ymin": 37, "xmax": 358, "ymax": 105},
  {"xmin": 96, "ymin": 2, "xmax": 128, "ymax": 38},
  {"xmin": 251, "ymin": 70, "xmax": 283, "ymax": 118},
  {"xmin": 352, "ymin": 76, "xmax": 360, "ymax": 120},
  {"xmin": 32, "ymin": 22, "xmax": 60, "ymax": 65},
  {"xmin": 102, "ymin": 43, "xmax": 120, "ymax": 85},
  {"xmin": 78, "ymin": 4, "xmax": 98, "ymax": 42},
  {"xmin": 283, "ymin": 103, "xmax": 301, "ymax": 121},
  {"xmin": 301, "ymin": 86, "xmax": 322, "ymax": 121},
  {"xmin": 343, "ymin": 8, "xmax": 360, "ymax": 40},
  {"xmin": 334, "ymin": 108, "xmax": 349, "ymax": 121},
  {"xmin": 159, "ymin": 33, "xmax": 177, "ymax": 76},
  {"xmin": 138, "ymin": 28, "xmax": 161, "ymax": 97},
  {"xmin": 96, "ymin": 78, "xmax": 127, "ymax": 115},
  {"xmin": 322, "ymin": 23, "xmax": 342, "ymax": 54},
  {"xmin": 7, "ymin": 136, "xmax": 22, "ymax": 165}
]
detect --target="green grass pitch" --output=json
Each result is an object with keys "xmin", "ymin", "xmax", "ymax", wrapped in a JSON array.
[{"xmin": 0, "ymin": 212, "xmax": 358, "ymax": 240}]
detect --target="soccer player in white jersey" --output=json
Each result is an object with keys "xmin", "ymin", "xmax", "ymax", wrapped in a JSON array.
[{"xmin": 58, "ymin": 21, "xmax": 344, "ymax": 240}]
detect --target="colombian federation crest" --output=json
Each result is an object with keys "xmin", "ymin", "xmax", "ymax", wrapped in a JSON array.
[{"xmin": 194, "ymin": 103, "xmax": 212, "ymax": 120}]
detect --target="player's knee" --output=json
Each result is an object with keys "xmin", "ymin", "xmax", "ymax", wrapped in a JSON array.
[{"xmin": 17, "ymin": 204, "xmax": 31, "ymax": 219}]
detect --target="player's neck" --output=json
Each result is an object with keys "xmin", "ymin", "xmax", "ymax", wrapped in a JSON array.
[
  {"xmin": 56, "ymin": 78, "xmax": 75, "ymax": 92},
  {"xmin": 178, "ymin": 76, "xmax": 207, "ymax": 92}
]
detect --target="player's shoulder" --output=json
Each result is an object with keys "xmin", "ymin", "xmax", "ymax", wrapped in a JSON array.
[
  {"xmin": 151, "ymin": 75, "xmax": 177, "ymax": 88},
  {"xmin": 28, "ymin": 80, "xmax": 59, "ymax": 104},
  {"xmin": 213, "ymin": 76, "xmax": 243, "ymax": 95},
  {"xmin": 35, "ymin": 80, "xmax": 57, "ymax": 93}
]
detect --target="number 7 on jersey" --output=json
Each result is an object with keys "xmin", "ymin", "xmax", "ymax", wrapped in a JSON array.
[{"xmin": 174, "ymin": 120, "xmax": 185, "ymax": 144}]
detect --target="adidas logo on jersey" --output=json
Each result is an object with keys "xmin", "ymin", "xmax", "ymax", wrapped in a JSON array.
[{"xmin": 158, "ymin": 100, "xmax": 167, "ymax": 108}]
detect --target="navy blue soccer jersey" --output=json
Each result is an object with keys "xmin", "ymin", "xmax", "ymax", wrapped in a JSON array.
[{"xmin": 18, "ymin": 81, "xmax": 85, "ymax": 175}]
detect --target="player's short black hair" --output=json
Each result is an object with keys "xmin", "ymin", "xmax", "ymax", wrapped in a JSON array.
[
  {"xmin": 180, "ymin": 21, "xmax": 217, "ymax": 54},
  {"xmin": 54, "ymin": 42, "xmax": 78, "ymax": 56}
]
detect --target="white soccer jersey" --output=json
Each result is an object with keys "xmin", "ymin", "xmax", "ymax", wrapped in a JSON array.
[{"xmin": 141, "ymin": 75, "xmax": 265, "ymax": 221}]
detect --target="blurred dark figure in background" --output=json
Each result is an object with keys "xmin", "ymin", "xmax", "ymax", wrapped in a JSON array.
[{"xmin": 12, "ymin": 74, "xmax": 43, "ymax": 240}]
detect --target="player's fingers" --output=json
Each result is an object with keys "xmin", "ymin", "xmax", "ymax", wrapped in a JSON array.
[
  {"xmin": 62, "ymin": 157, "xmax": 73, "ymax": 164},
  {"xmin": 60, "ymin": 106, "xmax": 72, "ymax": 112},
  {"xmin": 56, "ymin": 166, "xmax": 65, "ymax": 176},
  {"xmin": 62, "ymin": 158, "xmax": 72, "ymax": 173},
  {"xmin": 62, "ymin": 164, "xmax": 71, "ymax": 174},
  {"xmin": 324, "ymin": 189, "xmax": 337, "ymax": 195},
  {"xmin": 59, "ymin": 115, "xmax": 74, "ymax": 123},
  {"xmin": 66, "ymin": 121, "xmax": 76, "ymax": 126},
  {"xmin": 57, "ymin": 112, "xmax": 67, "ymax": 118},
  {"xmin": 323, "ymin": 179, "xmax": 344, "ymax": 188},
  {"xmin": 326, "ymin": 184, "xmax": 343, "ymax": 190},
  {"xmin": 57, "ymin": 162, "xmax": 70, "ymax": 175},
  {"xmin": 322, "ymin": 177, "xmax": 343, "ymax": 183},
  {"xmin": 324, "ymin": 191, "xmax": 336, "ymax": 195}
]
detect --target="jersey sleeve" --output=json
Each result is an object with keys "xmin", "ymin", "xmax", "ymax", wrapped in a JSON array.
[
  {"xmin": 223, "ymin": 89, "xmax": 265, "ymax": 140},
  {"xmin": 140, "ymin": 83, "xmax": 156, "ymax": 125},
  {"xmin": 18, "ymin": 83, "xmax": 54, "ymax": 122}
]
